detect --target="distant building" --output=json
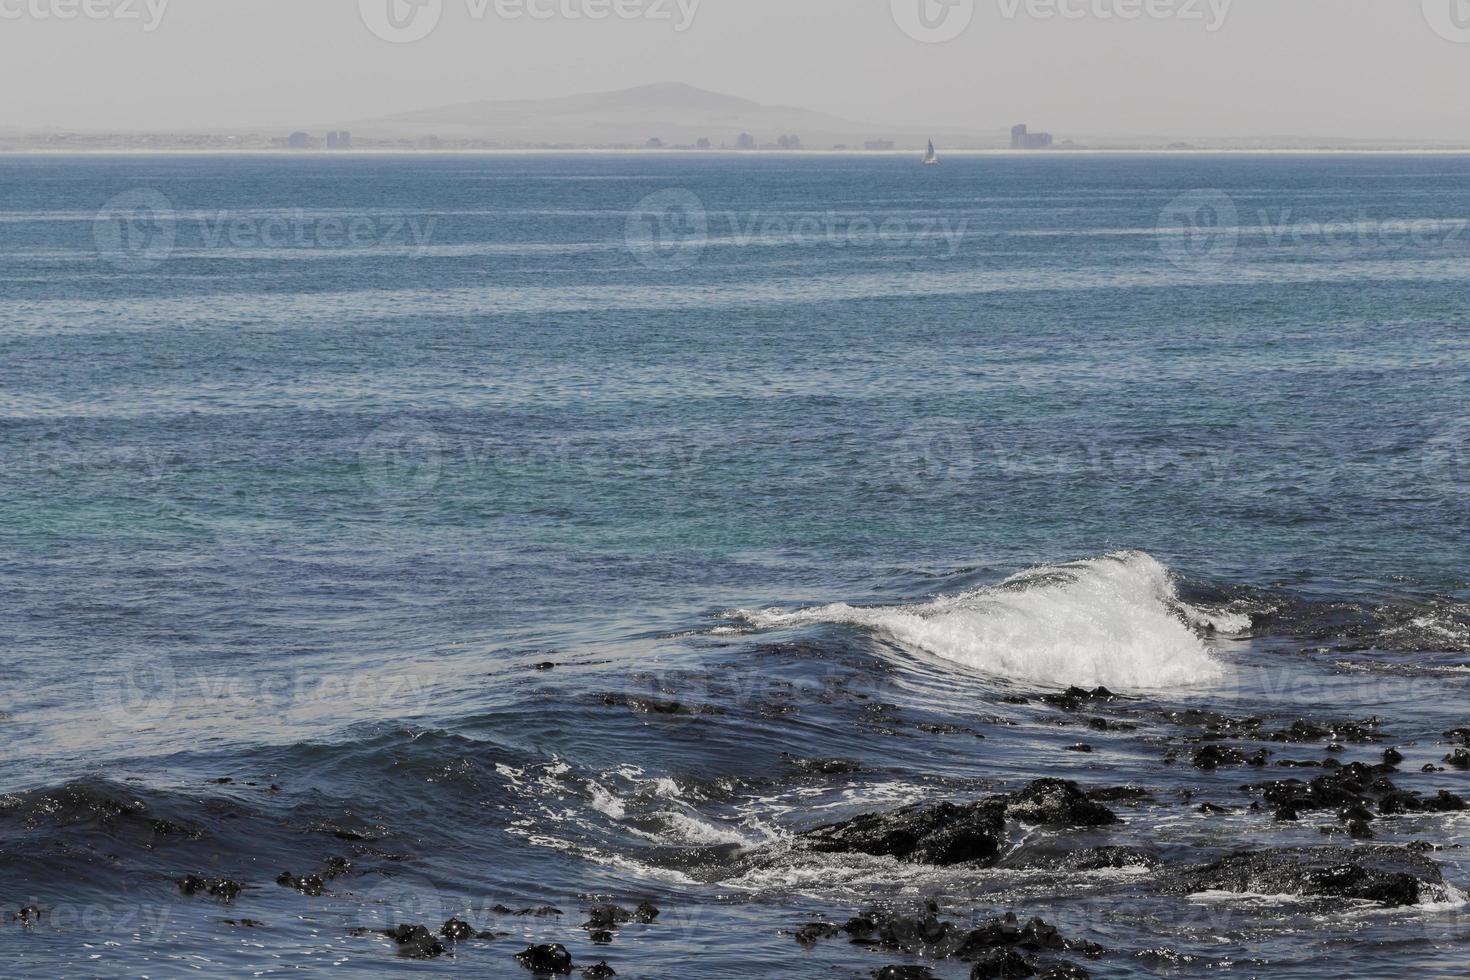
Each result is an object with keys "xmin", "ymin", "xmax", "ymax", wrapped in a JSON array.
[
  {"xmin": 735, "ymin": 133, "xmax": 756, "ymax": 150},
  {"xmin": 1011, "ymin": 124, "xmax": 1053, "ymax": 150},
  {"xmin": 695, "ymin": 137, "xmax": 711, "ymax": 150},
  {"xmin": 863, "ymin": 139, "xmax": 895, "ymax": 151},
  {"xmin": 776, "ymin": 134, "xmax": 803, "ymax": 150},
  {"xmin": 326, "ymin": 131, "xmax": 339, "ymax": 150},
  {"xmin": 338, "ymin": 131, "xmax": 351, "ymax": 149},
  {"xmin": 645, "ymin": 137, "xmax": 664, "ymax": 148},
  {"xmin": 286, "ymin": 131, "xmax": 311, "ymax": 149}
]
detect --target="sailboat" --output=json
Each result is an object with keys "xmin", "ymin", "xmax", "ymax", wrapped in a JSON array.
[{"xmin": 922, "ymin": 139, "xmax": 939, "ymax": 165}]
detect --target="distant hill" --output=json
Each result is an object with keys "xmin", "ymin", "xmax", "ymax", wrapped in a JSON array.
[{"xmin": 338, "ymin": 82, "xmax": 989, "ymax": 149}]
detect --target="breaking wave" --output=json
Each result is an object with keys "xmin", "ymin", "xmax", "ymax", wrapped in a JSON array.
[{"xmin": 736, "ymin": 551, "xmax": 1241, "ymax": 690}]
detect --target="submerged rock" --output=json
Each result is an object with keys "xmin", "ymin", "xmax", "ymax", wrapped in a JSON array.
[
  {"xmin": 803, "ymin": 800, "xmax": 1005, "ymax": 866},
  {"xmin": 1039, "ymin": 687, "xmax": 1120, "ymax": 712},
  {"xmin": 969, "ymin": 948, "xmax": 1037, "ymax": 977},
  {"xmin": 801, "ymin": 779, "xmax": 1116, "ymax": 867},
  {"xmin": 275, "ymin": 872, "xmax": 326, "ymax": 896},
  {"xmin": 793, "ymin": 922, "xmax": 843, "ymax": 945},
  {"xmin": 839, "ymin": 905, "xmax": 1096, "ymax": 967},
  {"xmin": 1159, "ymin": 846, "xmax": 1447, "ymax": 907},
  {"xmin": 386, "ymin": 924, "xmax": 447, "ymax": 959},
  {"xmin": 1192, "ymin": 745, "xmax": 1269, "ymax": 770},
  {"xmin": 582, "ymin": 962, "xmax": 617, "ymax": 978},
  {"xmin": 1014, "ymin": 846, "xmax": 1158, "ymax": 872},
  {"xmin": 1040, "ymin": 965, "xmax": 1091, "ymax": 979},
  {"xmin": 874, "ymin": 967, "xmax": 935, "ymax": 980},
  {"xmin": 1250, "ymin": 761, "xmax": 1466, "ymax": 817},
  {"xmin": 786, "ymin": 755, "xmax": 862, "ymax": 775},
  {"xmin": 176, "ymin": 876, "xmax": 242, "ymax": 902},
  {"xmin": 516, "ymin": 943, "xmax": 574, "ymax": 973},
  {"xmin": 584, "ymin": 905, "xmax": 633, "ymax": 929}
]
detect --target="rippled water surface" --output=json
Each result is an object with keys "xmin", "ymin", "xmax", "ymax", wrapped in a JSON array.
[{"xmin": 1, "ymin": 153, "xmax": 1469, "ymax": 978}]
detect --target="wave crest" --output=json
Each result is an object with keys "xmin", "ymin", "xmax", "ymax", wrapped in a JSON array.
[{"xmin": 735, "ymin": 551, "xmax": 1234, "ymax": 690}]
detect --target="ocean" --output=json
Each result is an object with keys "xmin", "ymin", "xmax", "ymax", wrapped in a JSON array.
[{"xmin": 1, "ymin": 152, "xmax": 1468, "ymax": 978}]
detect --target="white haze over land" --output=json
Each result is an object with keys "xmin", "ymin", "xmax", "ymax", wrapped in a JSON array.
[{"xmin": 1, "ymin": 0, "xmax": 1468, "ymax": 143}]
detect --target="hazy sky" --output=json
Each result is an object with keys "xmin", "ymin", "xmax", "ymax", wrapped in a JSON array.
[{"xmin": 2, "ymin": 0, "xmax": 1468, "ymax": 139}]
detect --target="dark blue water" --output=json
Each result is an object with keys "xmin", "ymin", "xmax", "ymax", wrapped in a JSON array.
[{"xmin": 2, "ymin": 153, "xmax": 1468, "ymax": 978}]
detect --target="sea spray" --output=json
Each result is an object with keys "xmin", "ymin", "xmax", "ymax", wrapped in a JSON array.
[{"xmin": 736, "ymin": 552, "xmax": 1234, "ymax": 690}]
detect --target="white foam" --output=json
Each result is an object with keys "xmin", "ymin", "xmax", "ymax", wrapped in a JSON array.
[{"xmin": 735, "ymin": 551, "xmax": 1227, "ymax": 690}]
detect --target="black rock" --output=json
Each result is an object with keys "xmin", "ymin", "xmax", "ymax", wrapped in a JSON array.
[
  {"xmin": 1444, "ymin": 748, "xmax": 1470, "ymax": 769},
  {"xmin": 1064, "ymin": 744, "xmax": 1093, "ymax": 753},
  {"xmin": 1015, "ymin": 846, "xmax": 1158, "ymax": 871},
  {"xmin": 441, "ymin": 918, "xmax": 476, "ymax": 941},
  {"xmin": 1000, "ymin": 779, "xmax": 1120, "ymax": 827},
  {"xmin": 633, "ymin": 901, "xmax": 659, "ymax": 923},
  {"xmin": 875, "ymin": 968, "xmax": 934, "ymax": 980},
  {"xmin": 584, "ymin": 905, "xmax": 632, "ymax": 929},
  {"xmin": 803, "ymin": 800, "xmax": 1004, "ymax": 866},
  {"xmin": 786, "ymin": 755, "xmax": 862, "ymax": 774},
  {"xmin": 1039, "ymin": 687, "xmax": 1118, "ymax": 712},
  {"xmin": 849, "ymin": 906, "xmax": 1084, "ymax": 964},
  {"xmin": 1348, "ymin": 820, "xmax": 1375, "ymax": 840},
  {"xmin": 582, "ymin": 962, "xmax": 617, "ymax": 978},
  {"xmin": 970, "ymin": 948, "xmax": 1037, "ymax": 978},
  {"xmin": 1198, "ymin": 802, "xmax": 1233, "ymax": 814},
  {"xmin": 589, "ymin": 930, "xmax": 614, "ymax": 944},
  {"xmin": 793, "ymin": 922, "xmax": 843, "ymax": 945},
  {"xmin": 535, "ymin": 662, "xmax": 557, "ymax": 671},
  {"xmin": 1159, "ymin": 846, "xmax": 1446, "ymax": 907},
  {"xmin": 954, "ymin": 913, "xmax": 1065, "ymax": 956},
  {"xmin": 1383, "ymin": 748, "xmax": 1404, "ymax": 766},
  {"xmin": 1193, "ymin": 745, "xmax": 1246, "ymax": 770},
  {"xmin": 1040, "ymin": 965, "xmax": 1090, "ymax": 980},
  {"xmin": 14, "ymin": 906, "xmax": 41, "ymax": 925},
  {"xmin": 387, "ymin": 924, "xmax": 447, "ymax": 959},
  {"xmin": 1193, "ymin": 745, "xmax": 1270, "ymax": 769},
  {"xmin": 275, "ymin": 872, "xmax": 326, "ymax": 896},
  {"xmin": 176, "ymin": 876, "xmax": 242, "ymax": 902},
  {"xmin": 516, "ymin": 943, "xmax": 574, "ymax": 973}
]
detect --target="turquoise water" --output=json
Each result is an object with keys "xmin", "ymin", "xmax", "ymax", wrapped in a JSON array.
[{"xmin": 1, "ymin": 153, "xmax": 1468, "ymax": 978}]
